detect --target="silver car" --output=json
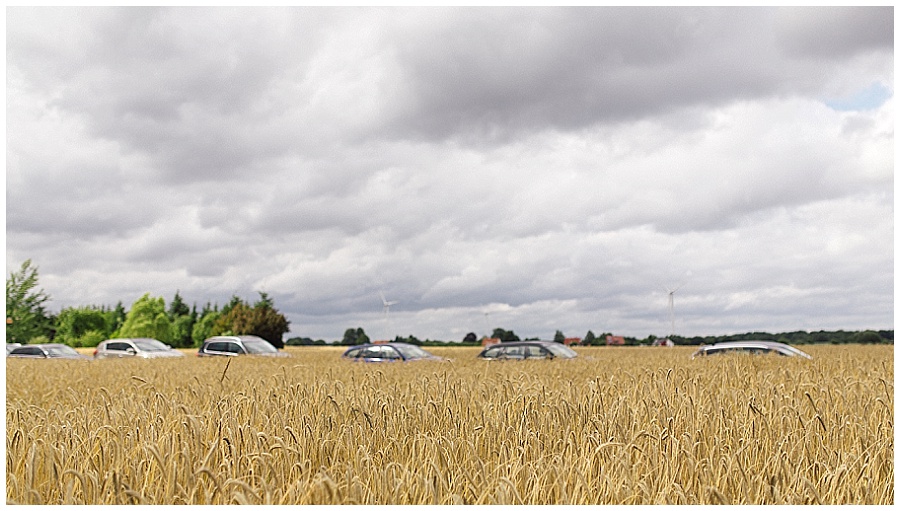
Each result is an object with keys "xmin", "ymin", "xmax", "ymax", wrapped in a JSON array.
[
  {"xmin": 197, "ymin": 335, "xmax": 288, "ymax": 357},
  {"xmin": 342, "ymin": 342, "xmax": 444, "ymax": 362},
  {"xmin": 478, "ymin": 340, "xmax": 578, "ymax": 360},
  {"xmin": 7, "ymin": 343, "xmax": 89, "ymax": 359},
  {"xmin": 692, "ymin": 340, "xmax": 812, "ymax": 359},
  {"xmin": 94, "ymin": 338, "xmax": 185, "ymax": 359}
]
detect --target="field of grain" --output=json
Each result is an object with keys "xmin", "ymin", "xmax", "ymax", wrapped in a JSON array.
[{"xmin": 5, "ymin": 344, "xmax": 894, "ymax": 504}]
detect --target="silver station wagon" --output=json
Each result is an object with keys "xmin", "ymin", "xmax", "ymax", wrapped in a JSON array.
[
  {"xmin": 94, "ymin": 338, "xmax": 185, "ymax": 359},
  {"xmin": 197, "ymin": 335, "xmax": 288, "ymax": 357},
  {"xmin": 477, "ymin": 340, "xmax": 578, "ymax": 360},
  {"xmin": 692, "ymin": 340, "xmax": 812, "ymax": 359}
]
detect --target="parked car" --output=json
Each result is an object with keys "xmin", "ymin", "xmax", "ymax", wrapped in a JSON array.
[
  {"xmin": 7, "ymin": 343, "xmax": 90, "ymax": 359},
  {"xmin": 94, "ymin": 338, "xmax": 185, "ymax": 359},
  {"xmin": 691, "ymin": 340, "xmax": 812, "ymax": 359},
  {"xmin": 477, "ymin": 340, "xmax": 578, "ymax": 360},
  {"xmin": 6, "ymin": 343, "xmax": 22, "ymax": 355},
  {"xmin": 342, "ymin": 342, "xmax": 444, "ymax": 362},
  {"xmin": 197, "ymin": 335, "xmax": 288, "ymax": 357}
]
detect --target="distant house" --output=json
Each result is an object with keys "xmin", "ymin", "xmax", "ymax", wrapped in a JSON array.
[
  {"xmin": 563, "ymin": 337, "xmax": 582, "ymax": 346},
  {"xmin": 606, "ymin": 335, "xmax": 625, "ymax": 346},
  {"xmin": 481, "ymin": 337, "xmax": 501, "ymax": 347},
  {"xmin": 652, "ymin": 338, "xmax": 675, "ymax": 347}
]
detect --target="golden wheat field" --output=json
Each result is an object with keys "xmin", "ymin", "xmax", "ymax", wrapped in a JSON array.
[{"xmin": 5, "ymin": 344, "xmax": 894, "ymax": 505}]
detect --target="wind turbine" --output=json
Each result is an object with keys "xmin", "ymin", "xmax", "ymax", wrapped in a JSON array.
[
  {"xmin": 380, "ymin": 292, "xmax": 398, "ymax": 341},
  {"xmin": 663, "ymin": 283, "xmax": 684, "ymax": 338},
  {"xmin": 380, "ymin": 292, "xmax": 398, "ymax": 316}
]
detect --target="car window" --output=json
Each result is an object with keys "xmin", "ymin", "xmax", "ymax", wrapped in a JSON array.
[
  {"xmin": 344, "ymin": 347, "xmax": 362, "ymax": 358},
  {"xmin": 544, "ymin": 343, "xmax": 578, "ymax": 358},
  {"xmin": 504, "ymin": 346, "xmax": 523, "ymax": 358},
  {"xmin": 392, "ymin": 344, "xmax": 430, "ymax": 360},
  {"xmin": 481, "ymin": 347, "xmax": 500, "ymax": 358},
  {"xmin": 133, "ymin": 339, "xmax": 168, "ymax": 352},
  {"xmin": 107, "ymin": 342, "xmax": 131, "ymax": 352},
  {"xmin": 367, "ymin": 346, "xmax": 388, "ymax": 358},
  {"xmin": 525, "ymin": 346, "xmax": 546, "ymax": 358},
  {"xmin": 380, "ymin": 346, "xmax": 402, "ymax": 359},
  {"xmin": 12, "ymin": 347, "xmax": 42, "ymax": 356},
  {"xmin": 242, "ymin": 338, "xmax": 276, "ymax": 354},
  {"xmin": 46, "ymin": 345, "xmax": 79, "ymax": 357},
  {"xmin": 205, "ymin": 342, "xmax": 230, "ymax": 353},
  {"xmin": 358, "ymin": 347, "xmax": 379, "ymax": 358},
  {"xmin": 225, "ymin": 342, "xmax": 244, "ymax": 354}
]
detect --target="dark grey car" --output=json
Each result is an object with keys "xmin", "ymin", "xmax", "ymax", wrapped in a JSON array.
[
  {"xmin": 7, "ymin": 343, "xmax": 89, "ymax": 359},
  {"xmin": 478, "ymin": 340, "xmax": 578, "ymax": 360},
  {"xmin": 342, "ymin": 342, "xmax": 444, "ymax": 362}
]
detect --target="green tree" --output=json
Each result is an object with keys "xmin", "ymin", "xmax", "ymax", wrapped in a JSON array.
[
  {"xmin": 168, "ymin": 292, "xmax": 195, "ymax": 348},
  {"xmin": 854, "ymin": 330, "xmax": 883, "ymax": 344},
  {"xmin": 116, "ymin": 294, "xmax": 173, "ymax": 342},
  {"xmin": 584, "ymin": 330, "xmax": 596, "ymax": 346},
  {"xmin": 192, "ymin": 309, "xmax": 220, "ymax": 347},
  {"xmin": 168, "ymin": 291, "xmax": 190, "ymax": 318},
  {"xmin": 492, "ymin": 328, "xmax": 520, "ymax": 343},
  {"xmin": 171, "ymin": 314, "xmax": 196, "ymax": 348},
  {"xmin": 107, "ymin": 302, "xmax": 127, "ymax": 334},
  {"xmin": 210, "ymin": 292, "xmax": 290, "ymax": 348},
  {"xmin": 6, "ymin": 259, "xmax": 54, "ymax": 344},
  {"xmin": 55, "ymin": 306, "xmax": 110, "ymax": 347},
  {"xmin": 553, "ymin": 330, "xmax": 566, "ymax": 343},
  {"xmin": 342, "ymin": 327, "xmax": 369, "ymax": 345}
]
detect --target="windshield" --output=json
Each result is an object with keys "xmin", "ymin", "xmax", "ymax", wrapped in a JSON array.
[
  {"xmin": 392, "ymin": 344, "xmax": 433, "ymax": 360},
  {"xmin": 45, "ymin": 345, "xmax": 80, "ymax": 357},
  {"xmin": 242, "ymin": 337, "xmax": 278, "ymax": 354},
  {"xmin": 133, "ymin": 339, "xmax": 169, "ymax": 352},
  {"xmin": 544, "ymin": 343, "xmax": 577, "ymax": 358}
]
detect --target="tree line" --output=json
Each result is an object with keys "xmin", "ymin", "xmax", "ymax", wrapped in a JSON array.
[
  {"xmin": 7, "ymin": 260, "xmax": 893, "ymax": 348},
  {"xmin": 6, "ymin": 260, "xmax": 290, "ymax": 348},
  {"xmin": 296, "ymin": 326, "xmax": 892, "ymax": 347}
]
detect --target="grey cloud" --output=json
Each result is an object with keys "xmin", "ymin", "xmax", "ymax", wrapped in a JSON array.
[
  {"xmin": 6, "ymin": 7, "xmax": 892, "ymax": 340},
  {"xmin": 775, "ymin": 7, "xmax": 893, "ymax": 59},
  {"xmin": 381, "ymin": 7, "xmax": 872, "ymax": 143}
]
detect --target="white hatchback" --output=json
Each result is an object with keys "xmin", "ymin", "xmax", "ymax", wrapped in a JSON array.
[{"xmin": 94, "ymin": 338, "xmax": 185, "ymax": 359}]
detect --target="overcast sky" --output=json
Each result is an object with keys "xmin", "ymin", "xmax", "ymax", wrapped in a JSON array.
[{"xmin": 6, "ymin": 7, "xmax": 894, "ymax": 342}]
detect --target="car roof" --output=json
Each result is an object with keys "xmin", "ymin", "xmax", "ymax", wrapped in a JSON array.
[
  {"xmin": 347, "ymin": 342, "xmax": 415, "ymax": 349},
  {"xmin": 483, "ymin": 341, "xmax": 557, "ymax": 347},
  {"xmin": 206, "ymin": 335, "xmax": 265, "ymax": 342},
  {"xmin": 695, "ymin": 340, "xmax": 811, "ymax": 358},
  {"xmin": 700, "ymin": 340, "xmax": 792, "ymax": 349}
]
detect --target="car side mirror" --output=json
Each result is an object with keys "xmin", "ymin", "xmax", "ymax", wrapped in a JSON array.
[{"xmin": 125, "ymin": 347, "xmax": 136, "ymax": 355}]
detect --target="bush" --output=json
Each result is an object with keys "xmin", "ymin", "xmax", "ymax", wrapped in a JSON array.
[{"xmin": 72, "ymin": 330, "xmax": 106, "ymax": 348}]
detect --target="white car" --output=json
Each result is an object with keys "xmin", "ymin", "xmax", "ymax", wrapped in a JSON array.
[
  {"xmin": 94, "ymin": 338, "xmax": 185, "ymax": 359},
  {"xmin": 692, "ymin": 340, "xmax": 812, "ymax": 359}
]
